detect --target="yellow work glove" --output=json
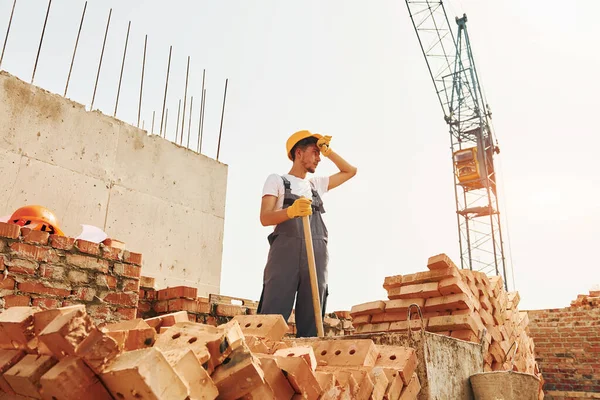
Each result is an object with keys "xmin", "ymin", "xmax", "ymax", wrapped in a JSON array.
[
  {"xmin": 286, "ymin": 197, "xmax": 313, "ymax": 219},
  {"xmin": 317, "ymin": 135, "xmax": 332, "ymax": 157}
]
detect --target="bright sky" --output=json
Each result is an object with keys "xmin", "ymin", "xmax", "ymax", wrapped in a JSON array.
[{"xmin": 1, "ymin": 0, "xmax": 599, "ymax": 312}]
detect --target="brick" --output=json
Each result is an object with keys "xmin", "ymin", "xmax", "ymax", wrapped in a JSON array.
[
  {"xmin": 351, "ymin": 314, "xmax": 372, "ymax": 325},
  {"xmin": 371, "ymin": 312, "xmax": 408, "ymax": 323},
  {"xmin": 157, "ymin": 286, "xmax": 198, "ymax": 301},
  {"xmin": 18, "ymin": 281, "xmax": 71, "ymax": 297},
  {"xmin": 400, "ymin": 267, "xmax": 459, "ymax": 286},
  {"xmin": 33, "ymin": 305, "xmax": 86, "ymax": 336},
  {"xmin": 4, "ymin": 354, "xmax": 58, "ymax": 398},
  {"xmin": 450, "ymin": 329, "xmax": 480, "ymax": 343},
  {"xmin": 399, "ymin": 373, "xmax": 421, "ymax": 400},
  {"xmin": 113, "ymin": 263, "xmax": 141, "ymax": 278},
  {"xmin": 9, "ymin": 242, "xmax": 58, "ymax": 263},
  {"xmin": 233, "ymin": 314, "xmax": 289, "ymax": 342},
  {"xmin": 143, "ymin": 311, "xmax": 189, "ymax": 332},
  {"xmin": 375, "ymin": 345, "xmax": 417, "ymax": 386},
  {"xmin": 161, "ymin": 348, "xmax": 219, "ymax": 399},
  {"xmin": 22, "ymin": 230, "xmax": 49, "ymax": 245},
  {"xmin": 103, "ymin": 319, "xmax": 157, "ymax": 351},
  {"xmin": 384, "ymin": 298, "xmax": 426, "ymax": 314},
  {"xmin": 394, "ymin": 282, "xmax": 441, "ymax": 300},
  {"xmin": 166, "ymin": 298, "xmax": 210, "ymax": 314},
  {"xmin": 4, "ymin": 258, "xmax": 39, "ymax": 275},
  {"xmin": 383, "ymin": 275, "xmax": 403, "ymax": 290},
  {"xmin": 32, "ymin": 297, "xmax": 61, "ymax": 310},
  {"xmin": 115, "ymin": 308, "xmax": 137, "ymax": 320},
  {"xmin": 438, "ymin": 276, "xmax": 470, "ymax": 296},
  {"xmin": 350, "ymin": 300, "xmax": 386, "ymax": 317},
  {"xmin": 209, "ymin": 343, "xmax": 267, "ymax": 399},
  {"xmin": 154, "ymin": 320, "xmax": 245, "ymax": 371},
  {"xmin": 0, "ymin": 349, "xmax": 26, "ymax": 394},
  {"xmin": 264, "ymin": 353, "xmax": 322, "ymax": 399},
  {"xmin": 74, "ymin": 239, "xmax": 101, "ymax": 256},
  {"xmin": 389, "ymin": 319, "xmax": 428, "ymax": 332},
  {"xmin": 39, "ymin": 355, "xmax": 113, "ymax": 400},
  {"xmin": 86, "ymin": 305, "xmax": 112, "ymax": 324},
  {"xmin": 428, "ymin": 314, "xmax": 479, "ymax": 333},
  {"xmin": 100, "ymin": 347, "xmax": 187, "ymax": 399},
  {"xmin": 424, "ymin": 293, "xmax": 475, "ymax": 313},
  {"xmin": 40, "ymin": 263, "xmax": 65, "ymax": 280},
  {"xmin": 95, "ymin": 274, "xmax": 117, "ymax": 289},
  {"xmin": 0, "ymin": 222, "xmax": 20, "ymax": 239},
  {"xmin": 139, "ymin": 275, "xmax": 155, "ymax": 289},
  {"xmin": 102, "ymin": 292, "xmax": 139, "ymax": 307},
  {"xmin": 274, "ymin": 346, "xmax": 318, "ymax": 371},
  {"xmin": 312, "ymin": 339, "xmax": 379, "ymax": 367},
  {"xmin": 65, "ymin": 254, "xmax": 109, "ymax": 273},
  {"xmin": 145, "ymin": 289, "xmax": 157, "ymax": 300},
  {"xmin": 50, "ymin": 235, "xmax": 75, "ymax": 250},
  {"xmin": 356, "ymin": 322, "xmax": 391, "ymax": 334},
  {"xmin": 100, "ymin": 244, "xmax": 123, "ymax": 261},
  {"xmin": 216, "ymin": 303, "xmax": 246, "ymax": 317},
  {"xmin": 122, "ymin": 250, "xmax": 142, "ymax": 266},
  {"xmin": 0, "ymin": 277, "xmax": 16, "ymax": 290},
  {"xmin": 3, "ymin": 295, "xmax": 32, "ymax": 308},
  {"xmin": 38, "ymin": 307, "xmax": 96, "ymax": 357},
  {"xmin": 251, "ymin": 355, "xmax": 295, "ymax": 400},
  {"xmin": 73, "ymin": 287, "xmax": 97, "ymax": 301},
  {"xmin": 64, "ymin": 269, "xmax": 88, "ymax": 285},
  {"xmin": 317, "ymin": 366, "xmax": 374, "ymax": 399},
  {"xmin": 121, "ymin": 278, "xmax": 140, "ymax": 292},
  {"xmin": 427, "ymin": 253, "xmax": 458, "ymax": 271}
]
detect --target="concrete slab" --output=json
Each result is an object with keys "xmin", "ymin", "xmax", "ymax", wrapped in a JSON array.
[
  {"xmin": 0, "ymin": 72, "xmax": 119, "ymax": 182},
  {"xmin": 113, "ymin": 124, "xmax": 228, "ymax": 218},
  {"xmin": 1, "ymin": 155, "xmax": 108, "ymax": 236},
  {"xmin": 105, "ymin": 185, "xmax": 223, "ymax": 294}
]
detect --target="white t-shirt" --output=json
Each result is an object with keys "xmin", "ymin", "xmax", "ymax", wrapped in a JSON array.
[{"xmin": 262, "ymin": 173, "xmax": 329, "ymax": 211}]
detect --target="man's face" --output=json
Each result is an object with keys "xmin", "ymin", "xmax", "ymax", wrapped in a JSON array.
[{"xmin": 298, "ymin": 144, "xmax": 321, "ymax": 173}]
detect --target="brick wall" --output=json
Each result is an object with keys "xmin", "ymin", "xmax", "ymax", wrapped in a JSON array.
[
  {"xmin": 0, "ymin": 222, "xmax": 142, "ymax": 325},
  {"xmin": 527, "ymin": 290, "xmax": 600, "ymax": 397}
]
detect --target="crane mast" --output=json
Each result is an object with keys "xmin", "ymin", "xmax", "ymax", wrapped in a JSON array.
[{"xmin": 405, "ymin": 0, "xmax": 508, "ymax": 290}]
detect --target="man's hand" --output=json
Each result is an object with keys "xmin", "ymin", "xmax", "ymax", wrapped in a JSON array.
[
  {"xmin": 286, "ymin": 197, "xmax": 313, "ymax": 219},
  {"xmin": 317, "ymin": 135, "xmax": 332, "ymax": 157}
]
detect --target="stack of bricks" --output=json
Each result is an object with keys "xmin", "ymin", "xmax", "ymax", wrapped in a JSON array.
[
  {"xmin": 286, "ymin": 310, "xmax": 356, "ymax": 337},
  {"xmin": 138, "ymin": 282, "xmax": 259, "ymax": 326},
  {"xmin": 526, "ymin": 289, "xmax": 600, "ymax": 397},
  {"xmin": 0, "ymin": 222, "xmax": 142, "ymax": 325},
  {"xmin": 350, "ymin": 253, "xmax": 543, "ymax": 394},
  {"xmin": 0, "ymin": 304, "xmax": 421, "ymax": 399}
]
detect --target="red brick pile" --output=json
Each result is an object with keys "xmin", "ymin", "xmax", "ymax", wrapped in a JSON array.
[
  {"xmin": 138, "ymin": 280, "xmax": 355, "ymax": 337},
  {"xmin": 0, "ymin": 305, "xmax": 421, "ymax": 399},
  {"xmin": 350, "ymin": 253, "xmax": 543, "ymax": 393},
  {"xmin": 0, "ymin": 222, "xmax": 142, "ymax": 324}
]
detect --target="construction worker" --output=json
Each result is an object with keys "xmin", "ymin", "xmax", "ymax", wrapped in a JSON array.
[{"xmin": 257, "ymin": 130, "xmax": 357, "ymax": 337}]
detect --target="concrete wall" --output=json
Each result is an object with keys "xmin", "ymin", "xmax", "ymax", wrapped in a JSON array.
[{"xmin": 0, "ymin": 71, "xmax": 228, "ymax": 296}]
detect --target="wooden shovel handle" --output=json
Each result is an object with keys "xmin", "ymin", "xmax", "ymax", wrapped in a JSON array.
[{"xmin": 302, "ymin": 215, "xmax": 324, "ymax": 337}]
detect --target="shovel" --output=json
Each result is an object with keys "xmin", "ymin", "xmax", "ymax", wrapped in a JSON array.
[{"xmin": 302, "ymin": 215, "xmax": 325, "ymax": 337}]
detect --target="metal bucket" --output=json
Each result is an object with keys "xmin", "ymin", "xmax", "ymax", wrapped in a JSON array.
[{"xmin": 470, "ymin": 371, "xmax": 540, "ymax": 400}]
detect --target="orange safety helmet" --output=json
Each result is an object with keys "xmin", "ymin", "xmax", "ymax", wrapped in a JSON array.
[
  {"xmin": 286, "ymin": 130, "xmax": 323, "ymax": 160},
  {"xmin": 9, "ymin": 205, "xmax": 65, "ymax": 236}
]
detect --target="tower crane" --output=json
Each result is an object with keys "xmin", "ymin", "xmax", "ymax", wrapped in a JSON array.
[{"xmin": 405, "ymin": 1, "xmax": 509, "ymax": 290}]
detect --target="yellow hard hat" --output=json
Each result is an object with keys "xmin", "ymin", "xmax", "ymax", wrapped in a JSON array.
[{"xmin": 286, "ymin": 130, "xmax": 322, "ymax": 160}]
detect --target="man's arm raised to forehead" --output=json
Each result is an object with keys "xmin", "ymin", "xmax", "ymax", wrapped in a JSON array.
[{"xmin": 326, "ymin": 150, "xmax": 357, "ymax": 191}]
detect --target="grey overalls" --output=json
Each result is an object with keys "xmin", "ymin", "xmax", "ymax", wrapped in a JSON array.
[{"xmin": 257, "ymin": 176, "xmax": 329, "ymax": 337}]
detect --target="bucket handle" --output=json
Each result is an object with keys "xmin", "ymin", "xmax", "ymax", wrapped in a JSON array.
[
  {"xmin": 504, "ymin": 341, "xmax": 519, "ymax": 370},
  {"xmin": 406, "ymin": 303, "xmax": 425, "ymax": 342}
]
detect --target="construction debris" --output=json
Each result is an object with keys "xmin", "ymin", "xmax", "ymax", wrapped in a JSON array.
[{"xmin": 0, "ymin": 305, "xmax": 421, "ymax": 399}]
